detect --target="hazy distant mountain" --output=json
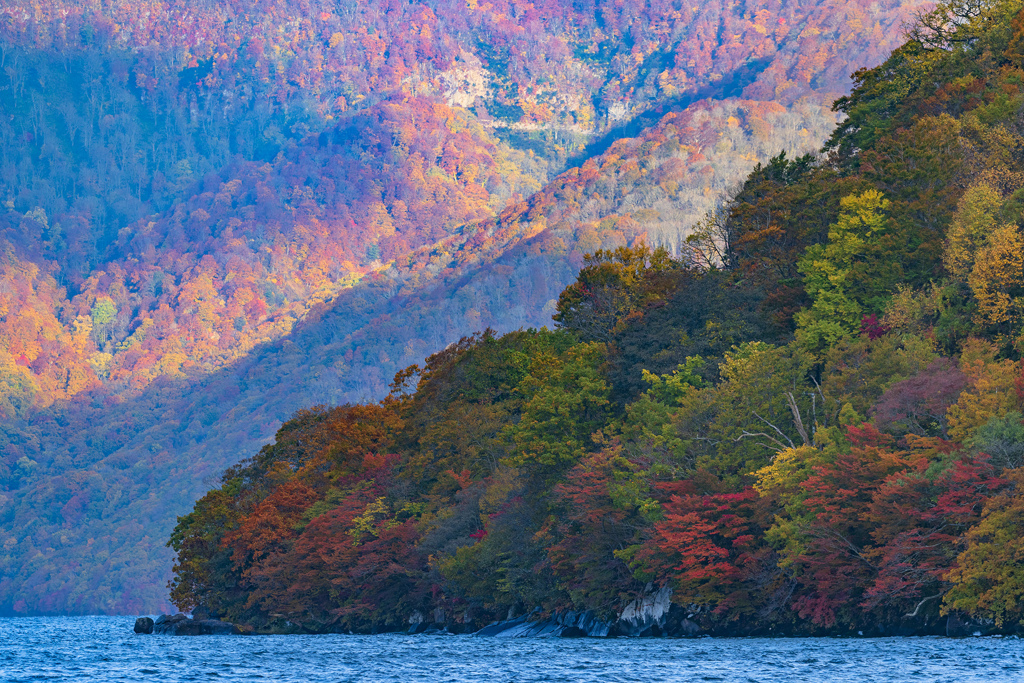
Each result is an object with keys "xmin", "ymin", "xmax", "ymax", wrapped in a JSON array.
[{"xmin": 0, "ymin": 0, "xmax": 925, "ymax": 615}]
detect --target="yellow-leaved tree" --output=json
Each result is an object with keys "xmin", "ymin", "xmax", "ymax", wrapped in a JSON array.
[
  {"xmin": 943, "ymin": 183, "xmax": 1002, "ymax": 281},
  {"xmin": 943, "ymin": 182, "xmax": 1024, "ymax": 331},
  {"xmin": 969, "ymin": 222, "xmax": 1024, "ymax": 327}
]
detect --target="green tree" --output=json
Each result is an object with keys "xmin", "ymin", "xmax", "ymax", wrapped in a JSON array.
[
  {"xmin": 795, "ymin": 190, "xmax": 891, "ymax": 350},
  {"xmin": 554, "ymin": 244, "xmax": 676, "ymax": 342},
  {"xmin": 505, "ymin": 342, "xmax": 611, "ymax": 471},
  {"xmin": 660, "ymin": 342, "xmax": 817, "ymax": 479}
]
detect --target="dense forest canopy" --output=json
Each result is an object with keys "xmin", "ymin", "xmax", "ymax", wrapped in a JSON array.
[
  {"xmin": 165, "ymin": 0, "xmax": 1024, "ymax": 635},
  {"xmin": 0, "ymin": 0, "xmax": 923, "ymax": 615},
  {"xmin": 0, "ymin": 0, "xmax": 920, "ymax": 419}
]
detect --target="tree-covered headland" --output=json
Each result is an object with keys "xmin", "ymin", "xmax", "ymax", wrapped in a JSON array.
[{"xmin": 169, "ymin": 0, "xmax": 1024, "ymax": 635}]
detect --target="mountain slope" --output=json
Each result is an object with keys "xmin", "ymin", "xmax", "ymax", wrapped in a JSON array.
[
  {"xmin": 165, "ymin": 0, "xmax": 1024, "ymax": 636},
  {"xmin": 0, "ymin": 0, "xmax": 923, "ymax": 614}
]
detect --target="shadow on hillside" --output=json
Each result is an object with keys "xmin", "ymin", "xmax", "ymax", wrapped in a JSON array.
[
  {"xmin": 567, "ymin": 58, "xmax": 773, "ymax": 168},
  {"xmin": 0, "ymin": 224, "xmax": 578, "ymax": 615}
]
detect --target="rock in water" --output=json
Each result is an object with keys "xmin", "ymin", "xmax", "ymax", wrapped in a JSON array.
[
  {"xmin": 472, "ymin": 610, "xmax": 614, "ymax": 638},
  {"xmin": 946, "ymin": 613, "xmax": 997, "ymax": 637},
  {"xmin": 153, "ymin": 613, "xmax": 189, "ymax": 634},
  {"xmin": 133, "ymin": 617, "xmax": 154, "ymax": 634},
  {"xmin": 197, "ymin": 619, "xmax": 241, "ymax": 635},
  {"xmin": 150, "ymin": 613, "xmax": 242, "ymax": 635}
]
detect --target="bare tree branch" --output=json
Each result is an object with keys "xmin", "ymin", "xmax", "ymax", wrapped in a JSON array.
[
  {"xmin": 752, "ymin": 410, "xmax": 797, "ymax": 449},
  {"xmin": 808, "ymin": 375, "xmax": 828, "ymax": 431},
  {"xmin": 735, "ymin": 430, "xmax": 790, "ymax": 452},
  {"xmin": 906, "ymin": 0, "xmax": 989, "ymax": 51},
  {"xmin": 904, "ymin": 593, "xmax": 942, "ymax": 618},
  {"xmin": 786, "ymin": 391, "xmax": 811, "ymax": 446}
]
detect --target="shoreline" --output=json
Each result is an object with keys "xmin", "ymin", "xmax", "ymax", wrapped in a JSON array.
[{"xmin": 127, "ymin": 607, "xmax": 1016, "ymax": 639}]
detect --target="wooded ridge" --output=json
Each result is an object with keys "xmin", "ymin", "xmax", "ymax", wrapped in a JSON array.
[{"xmin": 167, "ymin": 0, "xmax": 1024, "ymax": 635}]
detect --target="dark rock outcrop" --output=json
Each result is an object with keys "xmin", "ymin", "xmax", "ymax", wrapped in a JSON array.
[
  {"xmin": 946, "ymin": 613, "xmax": 998, "ymax": 637},
  {"xmin": 555, "ymin": 610, "xmax": 613, "ymax": 637},
  {"xmin": 148, "ymin": 613, "xmax": 243, "ymax": 635},
  {"xmin": 134, "ymin": 617, "xmax": 154, "ymax": 634},
  {"xmin": 406, "ymin": 608, "xmax": 479, "ymax": 635},
  {"xmin": 195, "ymin": 619, "xmax": 244, "ymax": 635},
  {"xmin": 474, "ymin": 611, "xmax": 614, "ymax": 638},
  {"xmin": 153, "ymin": 613, "xmax": 192, "ymax": 634},
  {"xmin": 431, "ymin": 586, "xmax": 984, "ymax": 638},
  {"xmin": 189, "ymin": 586, "xmax": 1023, "ymax": 638},
  {"xmin": 471, "ymin": 586, "xmax": 680, "ymax": 638}
]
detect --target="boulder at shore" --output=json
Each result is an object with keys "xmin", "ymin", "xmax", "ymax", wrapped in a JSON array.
[{"xmin": 137, "ymin": 613, "xmax": 243, "ymax": 635}]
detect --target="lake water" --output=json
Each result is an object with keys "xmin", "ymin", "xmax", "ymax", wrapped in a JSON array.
[{"xmin": 1, "ymin": 616, "xmax": 1022, "ymax": 682}]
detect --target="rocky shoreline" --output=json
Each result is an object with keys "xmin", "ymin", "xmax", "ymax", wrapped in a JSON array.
[
  {"xmin": 136, "ymin": 586, "xmax": 1011, "ymax": 638},
  {"xmin": 134, "ymin": 613, "xmax": 244, "ymax": 636},
  {"xmin": 406, "ymin": 588, "xmax": 1002, "ymax": 639}
]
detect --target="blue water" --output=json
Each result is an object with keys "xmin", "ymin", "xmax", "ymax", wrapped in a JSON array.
[{"xmin": 1, "ymin": 617, "xmax": 1022, "ymax": 682}]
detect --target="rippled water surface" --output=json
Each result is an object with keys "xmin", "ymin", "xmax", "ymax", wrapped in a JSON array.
[{"xmin": 2, "ymin": 616, "xmax": 1023, "ymax": 682}]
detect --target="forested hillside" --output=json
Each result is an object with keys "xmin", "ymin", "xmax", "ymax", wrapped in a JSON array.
[
  {"xmin": 0, "ymin": 0, "xmax": 922, "ymax": 614},
  {"xmin": 0, "ymin": 0, "xmax": 921, "ymax": 416},
  {"xmin": 167, "ymin": 0, "xmax": 1024, "ymax": 636}
]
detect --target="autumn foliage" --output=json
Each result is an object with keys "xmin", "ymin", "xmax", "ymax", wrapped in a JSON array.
[
  {"xmin": 156, "ymin": 0, "xmax": 1024, "ymax": 635},
  {"xmin": 5, "ymin": 0, "xmax": 1024, "ymax": 632}
]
